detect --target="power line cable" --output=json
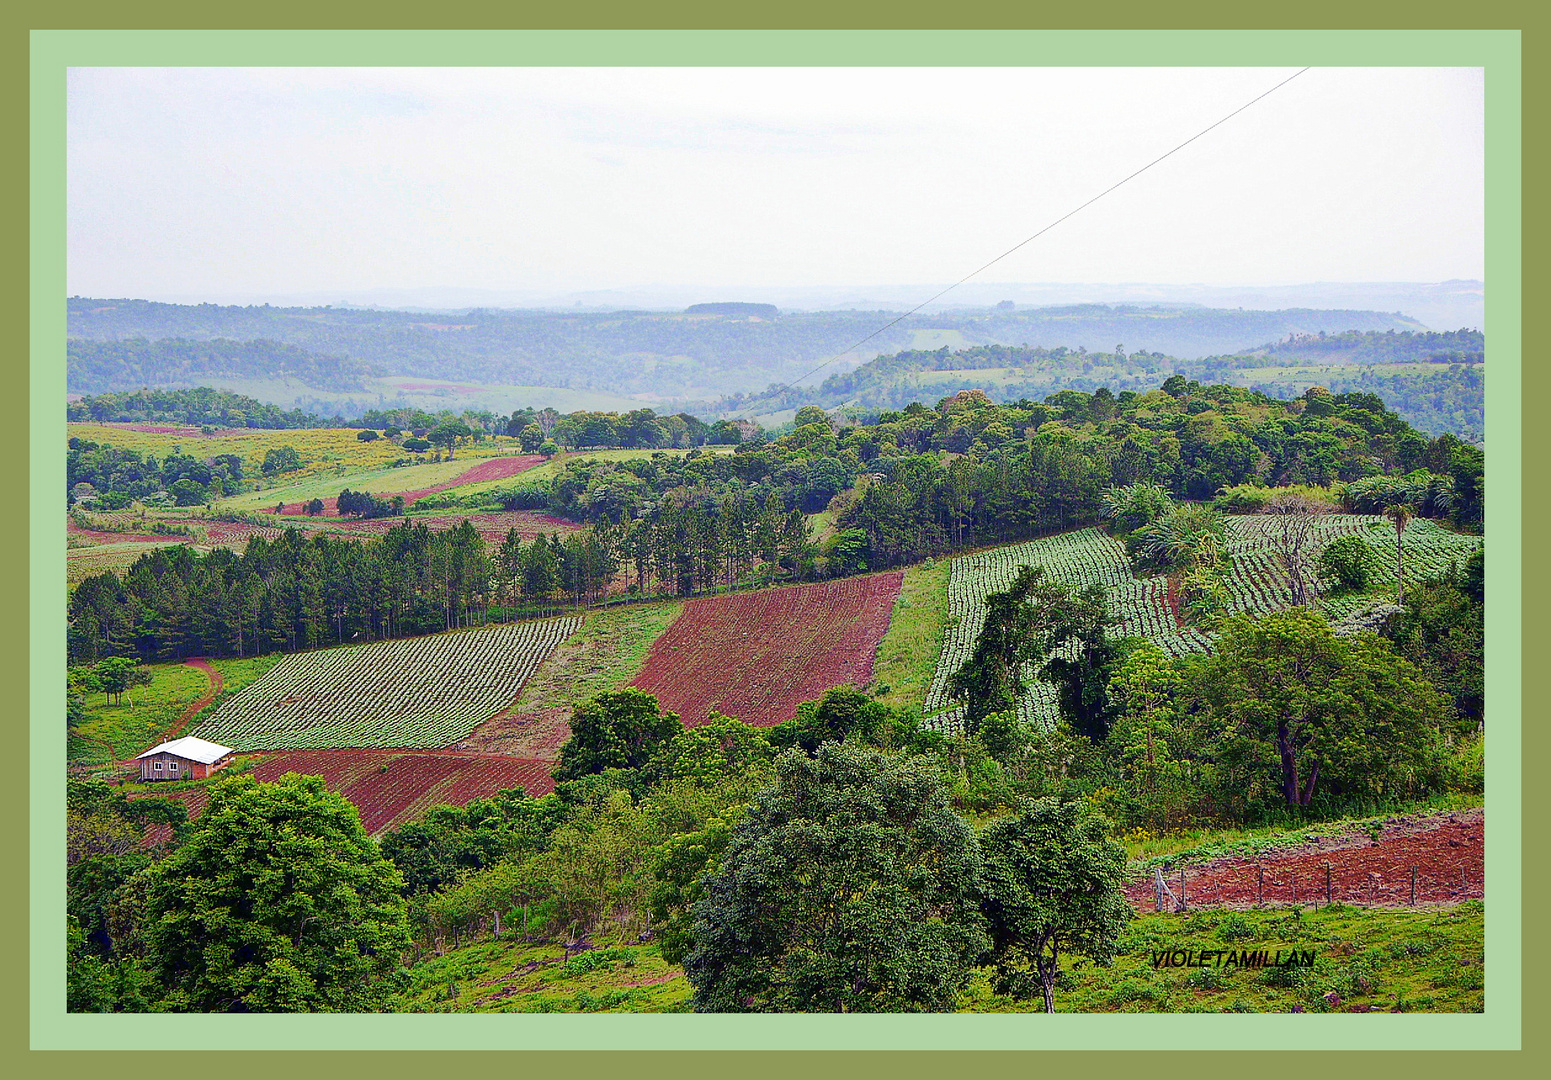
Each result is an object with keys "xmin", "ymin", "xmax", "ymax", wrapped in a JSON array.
[{"xmin": 734, "ymin": 66, "xmax": 1312, "ymax": 417}]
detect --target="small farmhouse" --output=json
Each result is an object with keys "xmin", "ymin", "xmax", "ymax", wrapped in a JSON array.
[{"xmin": 135, "ymin": 736, "xmax": 237, "ymax": 782}]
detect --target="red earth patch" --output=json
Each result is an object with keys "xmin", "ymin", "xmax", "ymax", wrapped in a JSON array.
[
  {"xmin": 630, "ymin": 572, "xmax": 904, "ymax": 727},
  {"xmin": 136, "ymin": 749, "xmax": 556, "ymax": 840},
  {"xmin": 1128, "ymin": 809, "xmax": 1484, "ymax": 912}
]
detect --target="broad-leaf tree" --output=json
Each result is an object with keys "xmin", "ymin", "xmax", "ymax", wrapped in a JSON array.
[
  {"xmin": 553, "ymin": 688, "xmax": 683, "ymax": 783},
  {"xmin": 1189, "ymin": 608, "xmax": 1449, "ymax": 808},
  {"xmin": 977, "ymin": 797, "xmax": 1132, "ymax": 1013},
  {"xmin": 136, "ymin": 773, "xmax": 411, "ymax": 1012},
  {"xmin": 684, "ymin": 743, "xmax": 988, "ymax": 1012}
]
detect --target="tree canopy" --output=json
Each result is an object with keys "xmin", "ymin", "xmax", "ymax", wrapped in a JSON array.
[
  {"xmin": 683, "ymin": 743, "xmax": 988, "ymax": 1012},
  {"xmin": 135, "ymin": 773, "xmax": 412, "ymax": 1012}
]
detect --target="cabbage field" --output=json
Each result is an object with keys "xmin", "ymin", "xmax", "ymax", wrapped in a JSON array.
[
  {"xmin": 193, "ymin": 617, "xmax": 582, "ymax": 750},
  {"xmin": 921, "ymin": 517, "xmax": 1482, "ymax": 732}
]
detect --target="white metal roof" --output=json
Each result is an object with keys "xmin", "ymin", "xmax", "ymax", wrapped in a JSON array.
[{"xmin": 135, "ymin": 735, "xmax": 236, "ymax": 764}]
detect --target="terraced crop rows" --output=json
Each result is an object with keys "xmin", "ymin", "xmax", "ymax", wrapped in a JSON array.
[
  {"xmin": 923, "ymin": 517, "xmax": 1482, "ymax": 732},
  {"xmin": 194, "ymin": 617, "xmax": 581, "ymax": 750}
]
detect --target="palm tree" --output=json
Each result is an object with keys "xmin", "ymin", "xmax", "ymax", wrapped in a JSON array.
[{"xmin": 1383, "ymin": 503, "xmax": 1417, "ymax": 604}]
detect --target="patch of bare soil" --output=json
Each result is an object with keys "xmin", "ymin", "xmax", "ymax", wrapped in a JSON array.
[
  {"xmin": 449, "ymin": 706, "xmax": 572, "ymax": 759},
  {"xmin": 1128, "ymin": 808, "xmax": 1484, "ymax": 912}
]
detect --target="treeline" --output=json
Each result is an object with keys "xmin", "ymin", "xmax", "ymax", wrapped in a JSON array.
[
  {"xmin": 68, "ymin": 440, "xmax": 247, "ymax": 509},
  {"xmin": 67, "ymin": 386, "xmax": 340, "ymax": 430},
  {"xmin": 67, "ymin": 438, "xmax": 301, "ymax": 509},
  {"xmin": 68, "ymin": 494, "xmax": 813, "ymax": 665},
  {"xmin": 1237, "ymin": 367, "xmax": 1484, "ymax": 445},
  {"xmin": 480, "ymin": 383, "xmax": 1485, "ymax": 551},
  {"xmin": 66, "ymin": 337, "xmax": 382, "ymax": 396},
  {"xmin": 1252, "ymin": 328, "xmax": 1484, "ymax": 365},
  {"xmin": 719, "ymin": 329, "xmax": 1485, "ymax": 444}
]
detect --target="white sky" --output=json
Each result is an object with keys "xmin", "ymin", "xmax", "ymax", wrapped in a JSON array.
[{"xmin": 66, "ymin": 66, "xmax": 1484, "ymax": 303}]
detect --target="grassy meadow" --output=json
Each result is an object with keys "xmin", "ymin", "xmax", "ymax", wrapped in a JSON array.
[
  {"xmin": 872, "ymin": 555, "xmax": 952, "ymax": 714},
  {"xmin": 396, "ymin": 901, "xmax": 1482, "ymax": 1014},
  {"xmin": 510, "ymin": 600, "xmax": 684, "ymax": 716}
]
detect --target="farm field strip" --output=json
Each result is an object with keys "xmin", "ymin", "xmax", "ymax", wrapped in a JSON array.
[
  {"xmin": 1123, "ymin": 810, "xmax": 1484, "ymax": 912},
  {"xmin": 193, "ymin": 618, "xmax": 582, "ymax": 750},
  {"xmin": 630, "ymin": 573, "xmax": 904, "ymax": 727},
  {"xmin": 137, "ymin": 750, "xmax": 556, "ymax": 838},
  {"xmin": 923, "ymin": 517, "xmax": 1482, "ymax": 731},
  {"xmin": 247, "ymin": 750, "xmax": 558, "ymax": 833},
  {"xmin": 269, "ymin": 453, "xmax": 546, "ymax": 516}
]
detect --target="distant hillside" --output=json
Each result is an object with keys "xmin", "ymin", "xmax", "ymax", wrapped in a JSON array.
[
  {"xmin": 1243, "ymin": 328, "xmax": 1484, "ymax": 366},
  {"xmin": 67, "ymin": 298, "xmax": 1424, "ymax": 406},
  {"xmin": 685, "ymin": 302, "xmax": 779, "ymax": 317},
  {"xmin": 66, "ymin": 336, "xmax": 382, "ymax": 396},
  {"xmin": 726, "ymin": 330, "xmax": 1484, "ymax": 444}
]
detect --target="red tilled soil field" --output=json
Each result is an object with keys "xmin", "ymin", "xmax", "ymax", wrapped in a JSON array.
[
  {"xmin": 247, "ymin": 749, "xmax": 555, "ymax": 833},
  {"xmin": 630, "ymin": 572, "xmax": 904, "ymax": 727},
  {"xmin": 137, "ymin": 749, "xmax": 556, "ymax": 839},
  {"xmin": 1126, "ymin": 809, "xmax": 1484, "ymax": 912},
  {"xmin": 66, "ymin": 519, "xmax": 168, "ymax": 545}
]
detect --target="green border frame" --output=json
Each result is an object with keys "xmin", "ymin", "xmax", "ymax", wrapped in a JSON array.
[{"xmin": 28, "ymin": 29, "xmax": 1521, "ymax": 1051}]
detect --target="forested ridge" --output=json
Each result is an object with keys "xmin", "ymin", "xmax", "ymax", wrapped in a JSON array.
[
  {"xmin": 67, "ymin": 386, "xmax": 340, "ymax": 430},
  {"xmin": 67, "ymin": 337, "xmax": 382, "ymax": 396},
  {"xmin": 726, "ymin": 330, "xmax": 1484, "ymax": 442}
]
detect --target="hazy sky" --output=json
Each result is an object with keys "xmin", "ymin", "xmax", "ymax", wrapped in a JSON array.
[{"xmin": 67, "ymin": 66, "xmax": 1484, "ymax": 303}]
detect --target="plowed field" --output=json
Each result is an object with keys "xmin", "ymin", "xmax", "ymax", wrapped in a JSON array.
[
  {"xmin": 630, "ymin": 572, "xmax": 904, "ymax": 727},
  {"xmin": 1127, "ymin": 809, "xmax": 1484, "ymax": 912},
  {"xmin": 139, "ymin": 750, "xmax": 555, "ymax": 839}
]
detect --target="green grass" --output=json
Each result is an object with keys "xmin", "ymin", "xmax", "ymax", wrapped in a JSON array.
[
  {"xmin": 397, "ymin": 902, "xmax": 1482, "ymax": 1014},
  {"xmin": 395, "ymin": 936, "xmax": 691, "ymax": 1013},
  {"xmin": 510, "ymin": 600, "xmax": 683, "ymax": 715},
  {"xmin": 872, "ymin": 556, "xmax": 952, "ymax": 714},
  {"xmin": 69, "ymin": 662, "xmax": 214, "ymax": 765},
  {"xmin": 70, "ymin": 654, "xmax": 290, "ymax": 766},
  {"xmin": 1119, "ymin": 796, "xmax": 1485, "ymax": 867},
  {"xmin": 509, "ymin": 447, "xmax": 736, "ymax": 486},
  {"xmin": 806, "ymin": 507, "xmax": 841, "ymax": 545},
  {"xmin": 216, "ymin": 457, "xmax": 482, "ymax": 512},
  {"xmin": 908, "ymin": 328, "xmax": 974, "ymax": 351},
  {"xmin": 962, "ymin": 903, "xmax": 1484, "ymax": 1013}
]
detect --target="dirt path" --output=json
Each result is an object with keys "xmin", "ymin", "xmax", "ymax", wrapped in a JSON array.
[
  {"xmin": 1128, "ymin": 808, "xmax": 1484, "ymax": 912},
  {"xmin": 164, "ymin": 658, "xmax": 223, "ymax": 740}
]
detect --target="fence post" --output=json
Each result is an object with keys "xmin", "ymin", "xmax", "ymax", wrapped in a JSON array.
[
  {"xmin": 1257, "ymin": 865, "xmax": 1264, "ymax": 906},
  {"xmin": 1326, "ymin": 864, "xmax": 1332, "ymax": 907},
  {"xmin": 1155, "ymin": 867, "xmax": 1165, "ymax": 913},
  {"xmin": 1180, "ymin": 864, "xmax": 1186, "ymax": 910},
  {"xmin": 1411, "ymin": 867, "xmax": 1417, "ymax": 906}
]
